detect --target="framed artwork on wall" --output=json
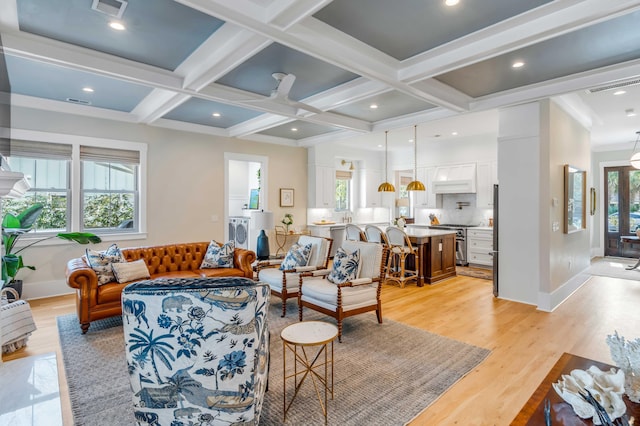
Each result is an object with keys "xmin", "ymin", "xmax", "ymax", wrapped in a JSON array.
[{"xmin": 280, "ymin": 188, "xmax": 294, "ymax": 207}]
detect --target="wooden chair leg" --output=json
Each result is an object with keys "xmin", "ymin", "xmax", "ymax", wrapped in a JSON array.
[{"xmin": 281, "ymin": 293, "xmax": 287, "ymax": 318}]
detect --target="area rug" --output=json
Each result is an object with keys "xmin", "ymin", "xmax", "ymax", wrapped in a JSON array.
[
  {"xmin": 58, "ymin": 299, "xmax": 490, "ymax": 426},
  {"xmin": 588, "ymin": 257, "xmax": 640, "ymax": 281},
  {"xmin": 456, "ymin": 265, "xmax": 493, "ymax": 280}
]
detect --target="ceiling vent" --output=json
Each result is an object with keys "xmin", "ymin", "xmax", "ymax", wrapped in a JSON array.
[
  {"xmin": 586, "ymin": 77, "xmax": 640, "ymax": 94},
  {"xmin": 66, "ymin": 98, "xmax": 92, "ymax": 106},
  {"xmin": 91, "ymin": 0, "xmax": 128, "ymax": 19}
]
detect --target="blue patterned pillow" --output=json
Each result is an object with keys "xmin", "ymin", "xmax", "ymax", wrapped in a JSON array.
[
  {"xmin": 327, "ymin": 247, "xmax": 361, "ymax": 284},
  {"xmin": 279, "ymin": 243, "xmax": 312, "ymax": 271},
  {"xmin": 200, "ymin": 240, "xmax": 235, "ymax": 269},
  {"xmin": 85, "ymin": 244, "xmax": 126, "ymax": 285}
]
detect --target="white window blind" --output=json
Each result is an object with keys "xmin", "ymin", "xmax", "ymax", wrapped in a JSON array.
[
  {"xmin": 80, "ymin": 146, "xmax": 140, "ymax": 164},
  {"xmin": 9, "ymin": 140, "xmax": 72, "ymax": 160},
  {"xmin": 336, "ymin": 170, "xmax": 352, "ymax": 180}
]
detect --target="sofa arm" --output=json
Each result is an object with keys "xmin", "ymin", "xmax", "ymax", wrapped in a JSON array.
[
  {"xmin": 234, "ymin": 248, "xmax": 257, "ymax": 278},
  {"xmin": 65, "ymin": 258, "xmax": 100, "ymax": 325}
]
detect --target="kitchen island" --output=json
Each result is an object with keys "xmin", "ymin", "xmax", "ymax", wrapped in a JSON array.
[{"xmin": 403, "ymin": 228, "xmax": 457, "ymax": 285}]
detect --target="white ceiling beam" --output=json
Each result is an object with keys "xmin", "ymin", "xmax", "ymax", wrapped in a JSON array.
[
  {"xmin": 0, "ymin": 0, "xmax": 18, "ymax": 30},
  {"xmin": 10, "ymin": 93, "xmax": 137, "ymax": 122},
  {"xmin": 1, "ymin": 31, "xmax": 182, "ymax": 89},
  {"xmin": 132, "ymin": 91, "xmax": 191, "ymax": 124},
  {"xmin": 176, "ymin": 0, "xmax": 469, "ymax": 111},
  {"xmin": 150, "ymin": 117, "xmax": 229, "ymax": 137},
  {"xmin": 266, "ymin": 0, "xmax": 333, "ymax": 31},
  {"xmin": 400, "ymin": 0, "xmax": 640, "ymax": 82},
  {"xmin": 470, "ymin": 59, "xmax": 640, "ymax": 113}
]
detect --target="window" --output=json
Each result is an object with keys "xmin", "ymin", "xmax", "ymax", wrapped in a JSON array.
[
  {"xmin": 2, "ymin": 133, "xmax": 145, "ymax": 236},
  {"xmin": 335, "ymin": 170, "xmax": 352, "ymax": 211},
  {"xmin": 81, "ymin": 146, "xmax": 139, "ymax": 232},
  {"xmin": 3, "ymin": 141, "xmax": 71, "ymax": 233}
]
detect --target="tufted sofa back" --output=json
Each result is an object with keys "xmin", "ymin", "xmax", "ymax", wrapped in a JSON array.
[{"xmin": 122, "ymin": 242, "xmax": 210, "ymax": 274}]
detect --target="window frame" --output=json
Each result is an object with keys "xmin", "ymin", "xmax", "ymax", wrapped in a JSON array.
[{"xmin": 6, "ymin": 129, "xmax": 147, "ymax": 243}]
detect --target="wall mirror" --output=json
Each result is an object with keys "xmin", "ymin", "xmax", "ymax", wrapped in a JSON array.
[{"xmin": 564, "ymin": 164, "xmax": 586, "ymax": 234}]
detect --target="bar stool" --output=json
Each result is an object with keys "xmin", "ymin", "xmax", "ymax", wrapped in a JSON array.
[
  {"xmin": 345, "ymin": 223, "xmax": 365, "ymax": 241},
  {"xmin": 385, "ymin": 227, "xmax": 419, "ymax": 288},
  {"xmin": 364, "ymin": 224, "xmax": 390, "ymax": 246}
]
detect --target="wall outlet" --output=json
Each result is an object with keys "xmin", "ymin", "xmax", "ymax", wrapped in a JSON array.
[{"xmin": 552, "ymin": 221, "xmax": 559, "ymax": 232}]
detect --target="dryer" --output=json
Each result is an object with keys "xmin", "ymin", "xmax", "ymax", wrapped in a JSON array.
[{"xmin": 228, "ymin": 216, "xmax": 251, "ymax": 250}]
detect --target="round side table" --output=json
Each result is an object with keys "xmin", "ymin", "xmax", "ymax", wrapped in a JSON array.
[{"xmin": 281, "ymin": 321, "xmax": 338, "ymax": 424}]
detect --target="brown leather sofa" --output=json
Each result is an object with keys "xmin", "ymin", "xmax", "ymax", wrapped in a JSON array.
[{"xmin": 65, "ymin": 242, "xmax": 256, "ymax": 333}]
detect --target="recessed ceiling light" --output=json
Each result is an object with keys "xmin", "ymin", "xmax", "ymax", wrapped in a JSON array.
[
  {"xmin": 408, "ymin": 139, "xmax": 414, "ymax": 143},
  {"xmin": 291, "ymin": 127, "xmax": 298, "ymax": 132},
  {"xmin": 626, "ymin": 109, "xmax": 636, "ymax": 117},
  {"xmin": 614, "ymin": 90, "xmax": 627, "ymax": 96},
  {"xmin": 109, "ymin": 21, "xmax": 126, "ymax": 31},
  {"xmin": 451, "ymin": 131, "xmax": 458, "ymax": 136},
  {"xmin": 82, "ymin": 87, "xmax": 94, "ymax": 93},
  {"xmin": 212, "ymin": 112, "xmax": 221, "ymax": 117},
  {"xmin": 444, "ymin": 0, "xmax": 459, "ymax": 6},
  {"xmin": 377, "ymin": 144, "xmax": 383, "ymax": 148},
  {"xmin": 512, "ymin": 61, "xmax": 525, "ymax": 69},
  {"xmin": 369, "ymin": 104, "xmax": 378, "ymax": 109}
]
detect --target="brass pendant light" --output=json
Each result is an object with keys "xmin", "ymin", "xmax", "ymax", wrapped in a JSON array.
[
  {"xmin": 407, "ymin": 124, "xmax": 425, "ymax": 191},
  {"xmin": 378, "ymin": 130, "xmax": 396, "ymax": 192}
]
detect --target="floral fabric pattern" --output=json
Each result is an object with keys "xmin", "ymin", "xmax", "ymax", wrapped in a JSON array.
[
  {"xmin": 200, "ymin": 240, "xmax": 235, "ymax": 269},
  {"xmin": 122, "ymin": 277, "xmax": 269, "ymax": 426},
  {"xmin": 85, "ymin": 243, "xmax": 126, "ymax": 285},
  {"xmin": 327, "ymin": 247, "xmax": 361, "ymax": 284},
  {"xmin": 279, "ymin": 242, "xmax": 312, "ymax": 271}
]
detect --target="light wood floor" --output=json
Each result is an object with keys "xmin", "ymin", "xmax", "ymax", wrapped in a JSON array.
[{"xmin": 3, "ymin": 274, "xmax": 640, "ymax": 425}]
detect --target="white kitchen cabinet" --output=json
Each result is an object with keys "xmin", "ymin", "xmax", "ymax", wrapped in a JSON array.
[
  {"xmin": 413, "ymin": 167, "xmax": 439, "ymax": 208},
  {"xmin": 467, "ymin": 228, "xmax": 493, "ymax": 267},
  {"xmin": 360, "ymin": 168, "xmax": 382, "ymax": 207},
  {"xmin": 476, "ymin": 161, "xmax": 498, "ymax": 208},
  {"xmin": 308, "ymin": 165, "xmax": 335, "ymax": 208}
]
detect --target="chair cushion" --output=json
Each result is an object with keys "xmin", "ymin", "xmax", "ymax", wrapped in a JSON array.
[
  {"xmin": 86, "ymin": 244, "xmax": 126, "ymax": 285},
  {"xmin": 200, "ymin": 240, "xmax": 235, "ymax": 268},
  {"xmin": 298, "ymin": 235, "xmax": 328, "ymax": 268},
  {"xmin": 258, "ymin": 268, "xmax": 300, "ymax": 293},
  {"xmin": 301, "ymin": 277, "xmax": 378, "ymax": 310},
  {"xmin": 111, "ymin": 259, "xmax": 151, "ymax": 284},
  {"xmin": 327, "ymin": 247, "xmax": 361, "ymax": 284},
  {"xmin": 279, "ymin": 242, "xmax": 312, "ymax": 270},
  {"xmin": 341, "ymin": 240, "xmax": 383, "ymax": 279}
]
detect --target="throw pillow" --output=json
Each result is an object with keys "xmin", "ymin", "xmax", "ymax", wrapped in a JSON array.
[
  {"xmin": 200, "ymin": 240, "xmax": 235, "ymax": 269},
  {"xmin": 279, "ymin": 242, "xmax": 313, "ymax": 271},
  {"xmin": 327, "ymin": 247, "xmax": 361, "ymax": 284},
  {"xmin": 111, "ymin": 259, "xmax": 150, "ymax": 284},
  {"xmin": 86, "ymin": 244, "xmax": 126, "ymax": 285}
]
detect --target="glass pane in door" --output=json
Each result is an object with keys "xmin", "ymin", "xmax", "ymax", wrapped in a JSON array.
[
  {"xmin": 608, "ymin": 170, "xmax": 619, "ymax": 233},
  {"xmin": 630, "ymin": 169, "xmax": 640, "ymax": 233}
]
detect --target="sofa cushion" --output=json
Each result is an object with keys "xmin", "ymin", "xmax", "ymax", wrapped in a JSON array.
[
  {"xmin": 198, "ymin": 268, "xmax": 245, "ymax": 278},
  {"xmin": 112, "ymin": 259, "xmax": 150, "ymax": 284},
  {"xmin": 200, "ymin": 240, "xmax": 235, "ymax": 269},
  {"xmin": 86, "ymin": 244, "xmax": 126, "ymax": 285},
  {"xmin": 327, "ymin": 247, "xmax": 361, "ymax": 284},
  {"xmin": 279, "ymin": 242, "xmax": 312, "ymax": 270}
]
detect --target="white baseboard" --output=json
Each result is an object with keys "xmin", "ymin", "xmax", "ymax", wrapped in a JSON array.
[
  {"xmin": 537, "ymin": 270, "xmax": 591, "ymax": 312},
  {"xmin": 21, "ymin": 279, "xmax": 74, "ymax": 300}
]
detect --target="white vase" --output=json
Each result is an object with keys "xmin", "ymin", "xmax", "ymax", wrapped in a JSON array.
[{"xmin": 607, "ymin": 331, "xmax": 640, "ymax": 403}]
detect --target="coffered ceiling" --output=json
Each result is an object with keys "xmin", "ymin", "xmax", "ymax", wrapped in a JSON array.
[{"xmin": 1, "ymin": 0, "xmax": 640, "ymax": 150}]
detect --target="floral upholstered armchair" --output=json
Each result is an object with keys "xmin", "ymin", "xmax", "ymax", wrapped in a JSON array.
[{"xmin": 122, "ymin": 277, "xmax": 269, "ymax": 425}]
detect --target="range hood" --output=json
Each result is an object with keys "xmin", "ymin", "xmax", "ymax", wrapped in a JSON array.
[{"xmin": 432, "ymin": 163, "xmax": 477, "ymax": 194}]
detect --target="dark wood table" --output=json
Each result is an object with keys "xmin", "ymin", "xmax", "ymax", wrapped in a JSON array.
[
  {"xmin": 620, "ymin": 236, "xmax": 640, "ymax": 269},
  {"xmin": 511, "ymin": 352, "xmax": 639, "ymax": 425}
]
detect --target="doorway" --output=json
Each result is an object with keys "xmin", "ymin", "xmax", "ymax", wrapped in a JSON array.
[{"xmin": 604, "ymin": 165, "xmax": 640, "ymax": 257}]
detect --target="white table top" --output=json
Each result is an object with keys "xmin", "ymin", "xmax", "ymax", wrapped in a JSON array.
[{"xmin": 281, "ymin": 321, "xmax": 338, "ymax": 345}]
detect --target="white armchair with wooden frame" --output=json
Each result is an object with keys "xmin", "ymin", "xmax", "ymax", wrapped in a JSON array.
[
  {"xmin": 297, "ymin": 240, "xmax": 388, "ymax": 342},
  {"xmin": 256, "ymin": 235, "xmax": 332, "ymax": 317}
]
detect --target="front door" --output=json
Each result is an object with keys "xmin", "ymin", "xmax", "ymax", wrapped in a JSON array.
[{"xmin": 604, "ymin": 166, "xmax": 640, "ymax": 257}]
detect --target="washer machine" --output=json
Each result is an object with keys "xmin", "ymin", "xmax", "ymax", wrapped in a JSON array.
[{"xmin": 228, "ymin": 216, "xmax": 251, "ymax": 250}]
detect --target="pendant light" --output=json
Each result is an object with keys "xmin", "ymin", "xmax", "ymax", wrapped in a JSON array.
[
  {"xmin": 378, "ymin": 130, "xmax": 396, "ymax": 192},
  {"xmin": 407, "ymin": 125, "xmax": 425, "ymax": 191},
  {"xmin": 630, "ymin": 131, "xmax": 640, "ymax": 169}
]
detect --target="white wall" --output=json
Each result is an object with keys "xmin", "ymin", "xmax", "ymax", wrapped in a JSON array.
[
  {"xmin": 10, "ymin": 106, "xmax": 308, "ymax": 299},
  {"xmin": 497, "ymin": 99, "xmax": 591, "ymax": 310}
]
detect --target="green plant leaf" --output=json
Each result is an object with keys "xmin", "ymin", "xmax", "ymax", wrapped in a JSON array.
[
  {"xmin": 16, "ymin": 203, "xmax": 44, "ymax": 229},
  {"xmin": 2, "ymin": 212, "xmax": 21, "ymax": 229},
  {"xmin": 56, "ymin": 232, "xmax": 102, "ymax": 244}
]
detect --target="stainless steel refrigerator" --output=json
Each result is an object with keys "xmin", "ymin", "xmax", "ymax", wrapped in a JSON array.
[{"xmin": 492, "ymin": 184, "xmax": 499, "ymax": 297}]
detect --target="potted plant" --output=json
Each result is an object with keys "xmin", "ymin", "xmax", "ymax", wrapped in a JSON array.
[
  {"xmin": 2, "ymin": 203, "xmax": 102, "ymax": 298},
  {"xmin": 281, "ymin": 213, "xmax": 293, "ymax": 233}
]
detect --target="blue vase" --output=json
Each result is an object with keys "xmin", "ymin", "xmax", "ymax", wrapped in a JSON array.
[{"xmin": 256, "ymin": 230, "xmax": 270, "ymax": 260}]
